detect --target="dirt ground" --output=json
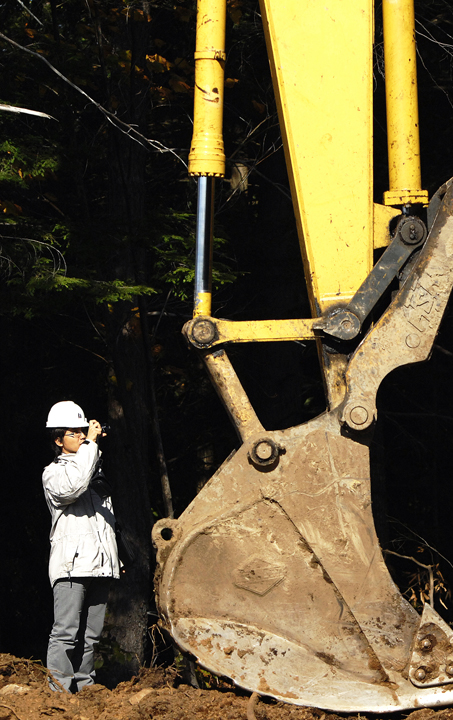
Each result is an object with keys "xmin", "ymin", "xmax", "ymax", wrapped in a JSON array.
[{"xmin": 2, "ymin": 655, "xmax": 453, "ymax": 720}]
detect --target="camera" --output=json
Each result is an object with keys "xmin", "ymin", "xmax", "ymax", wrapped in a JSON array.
[{"xmin": 101, "ymin": 423, "xmax": 111, "ymax": 434}]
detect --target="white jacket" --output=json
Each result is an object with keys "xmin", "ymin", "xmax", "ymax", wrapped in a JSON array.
[{"xmin": 42, "ymin": 439, "xmax": 120, "ymax": 586}]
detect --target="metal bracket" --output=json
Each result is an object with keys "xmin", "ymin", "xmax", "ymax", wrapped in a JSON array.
[
  {"xmin": 315, "ymin": 215, "xmax": 428, "ymax": 341},
  {"xmin": 409, "ymin": 604, "xmax": 453, "ymax": 687},
  {"xmin": 340, "ymin": 178, "xmax": 453, "ymax": 431},
  {"xmin": 184, "ymin": 316, "xmax": 319, "ymax": 349}
]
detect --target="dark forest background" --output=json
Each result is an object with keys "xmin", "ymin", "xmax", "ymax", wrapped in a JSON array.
[{"xmin": 1, "ymin": 0, "xmax": 453, "ymax": 681}]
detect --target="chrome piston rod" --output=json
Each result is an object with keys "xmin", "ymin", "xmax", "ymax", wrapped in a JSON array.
[{"xmin": 194, "ymin": 176, "xmax": 215, "ymax": 317}]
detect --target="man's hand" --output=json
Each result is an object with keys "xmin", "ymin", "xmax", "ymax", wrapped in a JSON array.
[{"xmin": 87, "ymin": 419, "xmax": 102, "ymax": 443}]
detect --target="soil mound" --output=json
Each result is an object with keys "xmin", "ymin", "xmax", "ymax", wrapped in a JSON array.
[{"xmin": 2, "ymin": 654, "xmax": 453, "ymax": 720}]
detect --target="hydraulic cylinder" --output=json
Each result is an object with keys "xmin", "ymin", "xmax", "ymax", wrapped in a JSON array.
[
  {"xmin": 189, "ymin": 0, "xmax": 226, "ymax": 317},
  {"xmin": 382, "ymin": 0, "xmax": 428, "ymax": 205},
  {"xmin": 188, "ymin": 0, "xmax": 226, "ymax": 177}
]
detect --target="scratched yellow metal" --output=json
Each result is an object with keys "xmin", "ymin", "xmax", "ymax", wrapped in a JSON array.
[
  {"xmin": 188, "ymin": 0, "xmax": 226, "ymax": 177},
  {"xmin": 203, "ymin": 350, "xmax": 264, "ymax": 440},
  {"xmin": 215, "ymin": 317, "xmax": 318, "ymax": 343},
  {"xmin": 193, "ymin": 291, "xmax": 212, "ymax": 317},
  {"xmin": 259, "ymin": 0, "xmax": 374, "ymax": 313},
  {"xmin": 186, "ymin": 317, "xmax": 318, "ymax": 346},
  {"xmin": 374, "ymin": 203, "xmax": 401, "ymax": 249},
  {"xmin": 382, "ymin": 0, "xmax": 428, "ymax": 206}
]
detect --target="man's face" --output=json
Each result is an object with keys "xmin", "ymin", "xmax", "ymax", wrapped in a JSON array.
[{"xmin": 55, "ymin": 428, "xmax": 87, "ymax": 455}]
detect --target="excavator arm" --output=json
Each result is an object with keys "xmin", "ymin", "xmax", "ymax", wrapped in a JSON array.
[{"xmin": 152, "ymin": 0, "xmax": 453, "ymax": 711}]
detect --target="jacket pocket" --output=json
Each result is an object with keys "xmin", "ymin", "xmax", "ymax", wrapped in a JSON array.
[
  {"xmin": 51, "ymin": 535, "xmax": 79, "ymax": 574},
  {"xmin": 72, "ymin": 533, "xmax": 101, "ymax": 574}
]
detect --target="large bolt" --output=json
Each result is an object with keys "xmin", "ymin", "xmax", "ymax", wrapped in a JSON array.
[
  {"xmin": 255, "ymin": 441, "xmax": 274, "ymax": 461},
  {"xmin": 191, "ymin": 319, "xmax": 217, "ymax": 346},
  {"xmin": 249, "ymin": 438, "xmax": 281, "ymax": 467},
  {"xmin": 349, "ymin": 406, "xmax": 369, "ymax": 426},
  {"xmin": 399, "ymin": 216, "xmax": 427, "ymax": 245},
  {"xmin": 334, "ymin": 311, "xmax": 360, "ymax": 339},
  {"xmin": 446, "ymin": 663, "xmax": 453, "ymax": 677},
  {"xmin": 342, "ymin": 402, "xmax": 374, "ymax": 431},
  {"xmin": 341, "ymin": 319, "xmax": 353, "ymax": 332},
  {"xmin": 415, "ymin": 667, "xmax": 427, "ymax": 681},
  {"xmin": 419, "ymin": 636, "xmax": 432, "ymax": 652}
]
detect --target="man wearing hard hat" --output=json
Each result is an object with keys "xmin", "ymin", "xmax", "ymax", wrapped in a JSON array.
[{"xmin": 43, "ymin": 401, "xmax": 120, "ymax": 693}]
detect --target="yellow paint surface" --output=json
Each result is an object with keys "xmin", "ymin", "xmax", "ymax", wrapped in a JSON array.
[
  {"xmin": 189, "ymin": 0, "xmax": 226, "ymax": 177},
  {"xmin": 259, "ymin": 0, "xmax": 374, "ymax": 313}
]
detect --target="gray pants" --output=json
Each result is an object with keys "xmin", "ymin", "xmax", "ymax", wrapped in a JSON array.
[{"xmin": 47, "ymin": 577, "xmax": 110, "ymax": 692}]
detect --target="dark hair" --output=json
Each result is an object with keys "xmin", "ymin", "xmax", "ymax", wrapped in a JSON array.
[{"xmin": 48, "ymin": 428, "xmax": 67, "ymax": 457}]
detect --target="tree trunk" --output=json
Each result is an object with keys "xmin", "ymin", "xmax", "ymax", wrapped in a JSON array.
[
  {"xmin": 104, "ymin": 304, "xmax": 152, "ymax": 671},
  {"xmin": 98, "ymin": 8, "xmax": 154, "ymax": 669}
]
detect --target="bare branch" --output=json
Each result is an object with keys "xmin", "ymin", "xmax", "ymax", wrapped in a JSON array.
[
  {"xmin": 0, "ymin": 103, "xmax": 54, "ymax": 119},
  {"xmin": 0, "ymin": 31, "xmax": 188, "ymax": 168},
  {"xmin": 415, "ymin": 30, "xmax": 453, "ymax": 110},
  {"xmin": 434, "ymin": 343, "xmax": 453, "ymax": 357},
  {"xmin": 388, "ymin": 516, "xmax": 453, "ymax": 572},
  {"xmin": 16, "ymin": 0, "xmax": 43, "ymax": 26},
  {"xmin": 416, "ymin": 18, "xmax": 453, "ymax": 54},
  {"xmin": 384, "ymin": 549, "xmax": 434, "ymax": 606},
  {"xmin": 60, "ymin": 337, "xmax": 109, "ymax": 363},
  {"xmin": 0, "ymin": 235, "xmax": 67, "ymax": 276}
]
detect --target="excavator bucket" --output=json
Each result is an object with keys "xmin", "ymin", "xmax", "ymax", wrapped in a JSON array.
[
  {"xmin": 153, "ymin": 182, "xmax": 453, "ymax": 712},
  {"xmin": 153, "ymin": 0, "xmax": 453, "ymax": 711}
]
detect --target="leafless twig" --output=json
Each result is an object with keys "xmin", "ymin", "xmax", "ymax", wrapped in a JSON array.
[
  {"xmin": 60, "ymin": 337, "xmax": 109, "ymax": 363},
  {"xmin": 434, "ymin": 343, "xmax": 453, "ymax": 357},
  {"xmin": 16, "ymin": 0, "xmax": 43, "ymax": 25},
  {"xmin": 0, "ymin": 235, "xmax": 67, "ymax": 277},
  {"xmin": 0, "ymin": 31, "xmax": 187, "ymax": 168},
  {"xmin": 388, "ymin": 517, "xmax": 453, "ymax": 572},
  {"xmin": 384, "ymin": 549, "xmax": 434, "ymax": 606},
  {"xmin": 0, "ymin": 103, "xmax": 53, "ymax": 119}
]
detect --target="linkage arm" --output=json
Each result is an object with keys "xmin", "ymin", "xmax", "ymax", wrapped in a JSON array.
[
  {"xmin": 315, "ymin": 215, "xmax": 427, "ymax": 341},
  {"xmin": 340, "ymin": 179, "xmax": 453, "ymax": 431}
]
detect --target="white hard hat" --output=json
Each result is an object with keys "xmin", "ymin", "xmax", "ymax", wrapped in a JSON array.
[{"xmin": 46, "ymin": 401, "xmax": 89, "ymax": 428}]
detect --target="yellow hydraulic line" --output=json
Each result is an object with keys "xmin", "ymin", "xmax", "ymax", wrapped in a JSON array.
[
  {"xmin": 188, "ymin": 0, "xmax": 226, "ymax": 178},
  {"xmin": 382, "ymin": 0, "xmax": 428, "ymax": 206}
]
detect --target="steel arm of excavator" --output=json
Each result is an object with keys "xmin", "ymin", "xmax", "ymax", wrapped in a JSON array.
[
  {"xmin": 153, "ymin": 0, "xmax": 453, "ymax": 712},
  {"xmin": 184, "ymin": 213, "xmax": 427, "ymax": 349}
]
